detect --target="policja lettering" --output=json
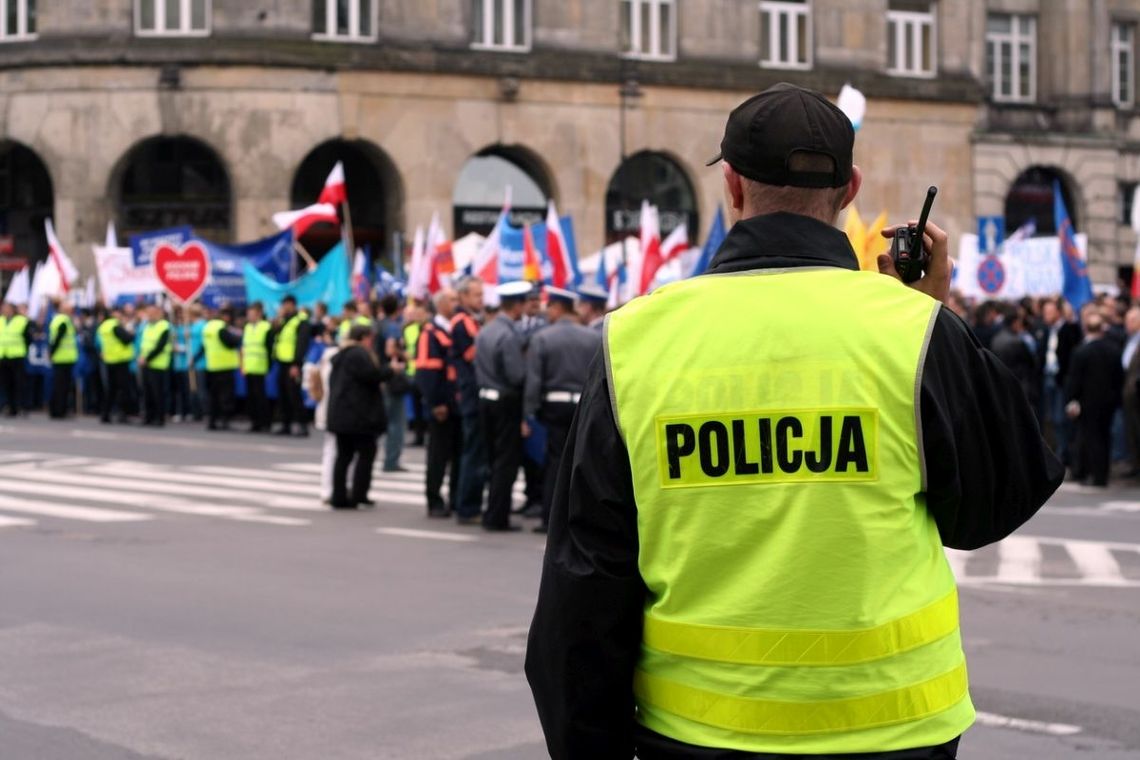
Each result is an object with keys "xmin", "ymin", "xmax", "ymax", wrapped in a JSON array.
[{"xmin": 658, "ymin": 408, "xmax": 877, "ymax": 488}]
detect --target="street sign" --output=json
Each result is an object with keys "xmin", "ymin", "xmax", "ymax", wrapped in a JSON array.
[{"xmin": 977, "ymin": 216, "xmax": 1005, "ymax": 254}]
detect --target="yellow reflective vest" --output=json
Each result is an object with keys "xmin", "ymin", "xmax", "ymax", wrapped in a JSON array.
[
  {"xmin": 98, "ymin": 318, "xmax": 135, "ymax": 364},
  {"xmin": 337, "ymin": 315, "xmax": 372, "ymax": 344},
  {"xmin": 203, "ymin": 319, "xmax": 239, "ymax": 372},
  {"xmin": 242, "ymin": 321, "xmax": 271, "ymax": 376},
  {"xmin": 274, "ymin": 313, "xmax": 305, "ymax": 364},
  {"xmin": 0, "ymin": 314, "xmax": 30, "ymax": 360},
  {"xmin": 605, "ymin": 269, "xmax": 973, "ymax": 754},
  {"xmin": 140, "ymin": 319, "xmax": 172, "ymax": 371},
  {"xmin": 49, "ymin": 314, "xmax": 78, "ymax": 365}
]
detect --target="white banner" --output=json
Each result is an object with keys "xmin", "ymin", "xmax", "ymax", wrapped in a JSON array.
[
  {"xmin": 93, "ymin": 245, "xmax": 163, "ymax": 305},
  {"xmin": 956, "ymin": 233, "xmax": 1085, "ymax": 301}
]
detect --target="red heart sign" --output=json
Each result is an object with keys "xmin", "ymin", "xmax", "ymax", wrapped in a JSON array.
[{"xmin": 153, "ymin": 242, "xmax": 211, "ymax": 304}]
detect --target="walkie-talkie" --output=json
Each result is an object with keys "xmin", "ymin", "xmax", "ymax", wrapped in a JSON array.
[{"xmin": 890, "ymin": 186, "xmax": 938, "ymax": 284}]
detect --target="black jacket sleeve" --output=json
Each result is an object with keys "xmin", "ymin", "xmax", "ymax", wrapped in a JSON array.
[
  {"xmin": 920, "ymin": 308, "xmax": 1064, "ymax": 550},
  {"xmin": 347, "ymin": 349, "xmax": 391, "ymax": 387},
  {"xmin": 145, "ymin": 329, "xmax": 170, "ymax": 362},
  {"xmin": 293, "ymin": 322, "xmax": 313, "ymax": 367},
  {"xmin": 219, "ymin": 328, "xmax": 242, "ymax": 350},
  {"xmin": 50, "ymin": 323, "xmax": 66, "ymax": 353},
  {"xmin": 525, "ymin": 353, "xmax": 644, "ymax": 760},
  {"xmin": 113, "ymin": 326, "xmax": 134, "ymax": 344}
]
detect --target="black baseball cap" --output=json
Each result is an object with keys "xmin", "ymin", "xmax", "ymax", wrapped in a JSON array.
[{"xmin": 707, "ymin": 83, "xmax": 854, "ymax": 189}]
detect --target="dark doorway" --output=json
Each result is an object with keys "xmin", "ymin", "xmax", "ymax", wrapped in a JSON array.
[
  {"xmin": 0, "ymin": 141, "xmax": 54, "ymax": 270},
  {"xmin": 1004, "ymin": 166, "xmax": 1078, "ymax": 237},
  {"xmin": 453, "ymin": 145, "xmax": 552, "ymax": 238},
  {"xmin": 605, "ymin": 150, "xmax": 697, "ymax": 244}
]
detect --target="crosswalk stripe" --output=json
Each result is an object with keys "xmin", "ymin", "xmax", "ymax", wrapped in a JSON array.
[
  {"xmin": 376, "ymin": 527, "xmax": 479, "ymax": 543},
  {"xmin": 1064, "ymin": 541, "xmax": 1127, "ymax": 586},
  {"xmin": 0, "ymin": 494, "xmax": 151, "ymax": 523},
  {"xmin": 0, "ymin": 515, "xmax": 37, "ymax": 528},
  {"xmin": 184, "ymin": 465, "xmax": 319, "ymax": 483},
  {"xmin": 995, "ymin": 536, "xmax": 1041, "ymax": 584},
  {"xmin": 87, "ymin": 464, "xmax": 326, "ymax": 498}
]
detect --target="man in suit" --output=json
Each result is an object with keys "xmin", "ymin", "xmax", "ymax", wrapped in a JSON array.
[
  {"xmin": 991, "ymin": 304, "xmax": 1040, "ymax": 417},
  {"xmin": 1066, "ymin": 310, "xmax": 1124, "ymax": 487},
  {"xmin": 1036, "ymin": 297, "xmax": 1082, "ymax": 465},
  {"xmin": 1122, "ymin": 307, "xmax": 1140, "ymax": 478}
]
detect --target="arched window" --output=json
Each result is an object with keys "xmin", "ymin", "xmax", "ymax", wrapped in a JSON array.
[
  {"xmin": 115, "ymin": 136, "xmax": 231, "ymax": 242},
  {"xmin": 453, "ymin": 145, "xmax": 552, "ymax": 237},
  {"xmin": 1004, "ymin": 166, "xmax": 1077, "ymax": 237},
  {"xmin": 605, "ymin": 150, "xmax": 697, "ymax": 243},
  {"xmin": 0, "ymin": 141, "xmax": 53, "ymax": 265},
  {"xmin": 291, "ymin": 139, "xmax": 403, "ymax": 258}
]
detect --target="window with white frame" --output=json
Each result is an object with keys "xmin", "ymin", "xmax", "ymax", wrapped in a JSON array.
[
  {"xmin": 313, "ymin": 0, "xmax": 376, "ymax": 42},
  {"xmin": 986, "ymin": 13, "xmax": 1036, "ymax": 103},
  {"xmin": 1112, "ymin": 22, "xmax": 1134, "ymax": 108},
  {"xmin": 760, "ymin": 0, "xmax": 811, "ymax": 69},
  {"xmin": 621, "ymin": 0, "xmax": 676, "ymax": 60},
  {"xmin": 887, "ymin": 2, "xmax": 936, "ymax": 77},
  {"xmin": 0, "ymin": 0, "xmax": 36, "ymax": 41},
  {"xmin": 136, "ymin": 0, "xmax": 210, "ymax": 36},
  {"xmin": 472, "ymin": 0, "xmax": 530, "ymax": 51}
]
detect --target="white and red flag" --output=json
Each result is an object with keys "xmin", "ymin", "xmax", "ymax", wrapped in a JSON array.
[
  {"xmin": 632, "ymin": 201, "xmax": 661, "ymax": 297},
  {"xmin": 318, "ymin": 161, "xmax": 347, "ymax": 206},
  {"xmin": 545, "ymin": 200, "xmax": 575, "ymax": 288},
  {"xmin": 45, "ymin": 218, "xmax": 79, "ymax": 294},
  {"xmin": 272, "ymin": 203, "xmax": 340, "ymax": 238},
  {"xmin": 407, "ymin": 225, "xmax": 429, "ymax": 301}
]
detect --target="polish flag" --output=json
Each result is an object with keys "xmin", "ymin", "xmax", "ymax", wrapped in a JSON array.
[
  {"xmin": 273, "ymin": 203, "xmax": 340, "ymax": 238},
  {"xmin": 523, "ymin": 225, "xmax": 543, "ymax": 282},
  {"xmin": 425, "ymin": 213, "xmax": 452, "ymax": 294},
  {"xmin": 45, "ymin": 218, "xmax": 79, "ymax": 294},
  {"xmin": 407, "ymin": 226, "xmax": 429, "ymax": 300},
  {"xmin": 473, "ymin": 211, "xmax": 506, "ymax": 294},
  {"xmin": 352, "ymin": 249, "xmax": 370, "ymax": 301},
  {"xmin": 318, "ymin": 161, "xmax": 347, "ymax": 206},
  {"xmin": 634, "ymin": 201, "xmax": 661, "ymax": 296},
  {"xmin": 643, "ymin": 222, "xmax": 690, "ymax": 291},
  {"xmin": 545, "ymin": 200, "xmax": 575, "ymax": 288}
]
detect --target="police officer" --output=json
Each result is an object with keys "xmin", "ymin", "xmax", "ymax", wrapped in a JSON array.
[
  {"xmin": 527, "ymin": 83, "xmax": 1064, "ymax": 759},
  {"xmin": 450, "ymin": 276, "xmax": 486, "ymax": 525},
  {"xmin": 523, "ymin": 287, "xmax": 601, "ymax": 534},
  {"xmin": 98, "ymin": 306, "xmax": 136, "ymax": 424},
  {"xmin": 47, "ymin": 300, "xmax": 79, "ymax": 419},
  {"xmin": 474, "ymin": 281, "xmax": 530, "ymax": 532},
  {"xmin": 0, "ymin": 301, "xmax": 33, "ymax": 417},
  {"xmin": 203, "ymin": 307, "xmax": 242, "ymax": 431},
  {"xmin": 242, "ymin": 301, "xmax": 273, "ymax": 432},
  {"xmin": 416, "ymin": 289, "xmax": 461, "ymax": 518},
  {"xmin": 576, "ymin": 284, "xmax": 609, "ymax": 332},
  {"xmin": 138, "ymin": 303, "xmax": 172, "ymax": 427},
  {"xmin": 516, "ymin": 285, "xmax": 546, "ymax": 513},
  {"xmin": 273, "ymin": 295, "xmax": 312, "ymax": 436}
]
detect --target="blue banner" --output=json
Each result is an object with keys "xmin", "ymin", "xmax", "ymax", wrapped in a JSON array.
[
  {"xmin": 244, "ymin": 242, "xmax": 350, "ymax": 318},
  {"xmin": 1055, "ymin": 180, "xmax": 1093, "ymax": 313},
  {"xmin": 200, "ymin": 230, "xmax": 294, "ymax": 309},
  {"xmin": 130, "ymin": 226, "xmax": 193, "ymax": 268},
  {"xmin": 691, "ymin": 206, "xmax": 727, "ymax": 277}
]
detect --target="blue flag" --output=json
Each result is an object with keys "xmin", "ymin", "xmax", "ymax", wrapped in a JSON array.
[
  {"xmin": 1055, "ymin": 181, "xmax": 1092, "ymax": 313},
  {"xmin": 244, "ymin": 241, "xmax": 351, "ymax": 317},
  {"xmin": 690, "ymin": 206, "xmax": 727, "ymax": 278},
  {"xmin": 201, "ymin": 230, "xmax": 295, "ymax": 309}
]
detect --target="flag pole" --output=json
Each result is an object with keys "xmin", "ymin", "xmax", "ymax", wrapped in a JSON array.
[
  {"xmin": 293, "ymin": 239, "xmax": 317, "ymax": 272},
  {"xmin": 342, "ymin": 201, "xmax": 355, "ymax": 267}
]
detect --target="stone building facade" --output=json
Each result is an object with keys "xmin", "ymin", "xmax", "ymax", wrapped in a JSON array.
[{"xmin": 0, "ymin": 0, "xmax": 1138, "ymax": 285}]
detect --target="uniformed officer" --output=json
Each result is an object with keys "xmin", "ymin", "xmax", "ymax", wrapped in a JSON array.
[
  {"xmin": 416, "ymin": 289, "xmax": 461, "ymax": 518},
  {"xmin": 450, "ymin": 276, "xmax": 487, "ymax": 525},
  {"xmin": 203, "ymin": 307, "xmax": 242, "ymax": 431},
  {"xmin": 0, "ymin": 301, "xmax": 33, "ymax": 417},
  {"xmin": 98, "ymin": 306, "xmax": 136, "ymax": 424},
  {"xmin": 576, "ymin": 284, "xmax": 609, "ymax": 332},
  {"xmin": 527, "ymin": 83, "xmax": 1065, "ymax": 759},
  {"xmin": 47, "ymin": 300, "xmax": 79, "ymax": 419},
  {"xmin": 474, "ymin": 281, "xmax": 531, "ymax": 532},
  {"xmin": 242, "ymin": 301, "xmax": 273, "ymax": 432},
  {"xmin": 138, "ymin": 303, "xmax": 172, "ymax": 427},
  {"xmin": 273, "ymin": 295, "xmax": 312, "ymax": 436},
  {"xmin": 516, "ymin": 285, "xmax": 547, "ymax": 512},
  {"xmin": 523, "ymin": 287, "xmax": 601, "ymax": 533}
]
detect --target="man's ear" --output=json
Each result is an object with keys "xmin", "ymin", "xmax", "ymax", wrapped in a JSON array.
[
  {"xmin": 723, "ymin": 163, "xmax": 745, "ymax": 217},
  {"xmin": 840, "ymin": 165, "xmax": 863, "ymax": 210}
]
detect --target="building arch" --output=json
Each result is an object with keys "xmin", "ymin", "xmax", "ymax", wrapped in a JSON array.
[
  {"xmin": 110, "ymin": 135, "xmax": 233, "ymax": 243},
  {"xmin": 453, "ymin": 144, "xmax": 556, "ymax": 237},
  {"xmin": 1004, "ymin": 165, "xmax": 1080, "ymax": 237},
  {"xmin": 605, "ymin": 150, "xmax": 698, "ymax": 243},
  {"xmin": 0, "ymin": 140, "xmax": 54, "ymax": 265},
  {"xmin": 291, "ymin": 138, "xmax": 405, "ymax": 259}
]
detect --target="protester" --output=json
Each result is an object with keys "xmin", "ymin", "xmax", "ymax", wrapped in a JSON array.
[
  {"xmin": 326, "ymin": 324, "xmax": 400, "ymax": 509},
  {"xmin": 403, "ymin": 301, "xmax": 428, "ymax": 447},
  {"xmin": 451, "ymin": 276, "xmax": 486, "ymax": 524},
  {"xmin": 1066, "ymin": 309, "xmax": 1123, "ymax": 487},
  {"xmin": 273, "ymin": 295, "xmax": 312, "ymax": 436},
  {"xmin": 98, "ymin": 305, "xmax": 136, "ymax": 424},
  {"xmin": 1123, "ymin": 306, "xmax": 1140, "ymax": 478},
  {"xmin": 203, "ymin": 306, "xmax": 242, "ymax": 431},
  {"xmin": 0, "ymin": 301, "xmax": 33, "ymax": 417},
  {"xmin": 304, "ymin": 324, "xmax": 336, "ymax": 503},
  {"xmin": 138, "ymin": 303, "xmax": 172, "ymax": 427},
  {"xmin": 242, "ymin": 301, "xmax": 273, "ymax": 433},
  {"xmin": 991, "ymin": 303, "xmax": 1040, "ymax": 415},
  {"xmin": 47, "ymin": 300, "xmax": 78, "ymax": 419},
  {"xmin": 417, "ymin": 289, "xmax": 461, "ymax": 518},
  {"xmin": 376, "ymin": 294, "xmax": 409, "ymax": 472}
]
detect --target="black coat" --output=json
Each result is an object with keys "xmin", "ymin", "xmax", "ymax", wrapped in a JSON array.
[
  {"xmin": 326, "ymin": 345, "xmax": 392, "ymax": 435},
  {"xmin": 1035, "ymin": 320, "xmax": 1082, "ymax": 385},
  {"xmin": 1066, "ymin": 337, "xmax": 1123, "ymax": 419}
]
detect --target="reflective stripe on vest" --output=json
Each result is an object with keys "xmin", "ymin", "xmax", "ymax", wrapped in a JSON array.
[
  {"xmin": 203, "ymin": 320, "xmax": 239, "ymax": 372},
  {"xmin": 49, "ymin": 315, "xmax": 78, "ymax": 364},
  {"xmin": 274, "ymin": 314, "xmax": 304, "ymax": 363},
  {"xmin": 243, "ymin": 321, "xmax": 271, "ymax": 375},
  {"xmin": 98, "ymin": 318, "xmax": 135, "ymax": 364},
  {"xmin": 605, "ymin": 269, "xmax": 973, "ymax": 754},
  {"xmin": 141, "ymin": 320, "xmax": 172, "ymax": 371},
  {"xmin": 0, "ymin": 314, "xmax": 29, "ymax": 359}
]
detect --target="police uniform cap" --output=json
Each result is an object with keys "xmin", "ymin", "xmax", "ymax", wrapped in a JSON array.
[
  {"xmin": 496, "ymin": 281, "xmax": 533, "ymax": 302},
  {"xmin": 545, "ymin": 286, "xmax": 578, "ymax": 307},
  {"xmin": 577, "ymin": 284, "xmax": 609, "ymax": 306}
]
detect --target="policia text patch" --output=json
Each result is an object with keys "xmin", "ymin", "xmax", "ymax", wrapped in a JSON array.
[{"xmin": 655, "ymin": 409, "xmax": 879, "ymax": 488}]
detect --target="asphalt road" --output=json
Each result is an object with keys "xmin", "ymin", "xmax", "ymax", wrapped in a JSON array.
[{"xmin": 1, "ymin": 415, "xmax": 1138, "ymax": 759}]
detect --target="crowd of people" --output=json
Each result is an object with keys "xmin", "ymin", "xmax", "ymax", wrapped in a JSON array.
[
  {"xmin": 945, "ymin": 289, "xmax": 1140, "ymax": 487},
  {"xmin": 0, "ymin": 278, "xmax": 610, "ymax": 530}
]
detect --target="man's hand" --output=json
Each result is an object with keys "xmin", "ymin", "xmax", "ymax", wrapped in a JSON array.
[
  {"xmin": 432, "ymin": 405, "xmax": 449, "ymax": 422},
  {"xmin": 878, "ymin": 219, "xmax": 953, "ymax": 305}
]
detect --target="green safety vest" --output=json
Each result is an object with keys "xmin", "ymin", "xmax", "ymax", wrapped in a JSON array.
[
  {"xmin": 337, "ymin": 315, "xmax": 373, "ymax": 343},
  {"xmin": 141, "ymin": 319, "xmax": 172, "ymax": 371},
  {"xmin": 242, "ymin": 321, "xmax": 271, "ymax": 376},
  {"xmin": 605, "ymin": 269, "xmax": 972, "ymax": 754},
  {"xmin": 274, "ymin": 313, "xmax": 305, "ymax": 364},
  {"xmin": 0, "ymin": 314, "xmax": 30, "ymax": 360},
  {"xmin": 203, "ymin": 319, "xmax": 239, "ymax": 372},
  {"xmin": 49, "ymin": 314, "xmax": 78, "ymax": 365},
  {"xmin": 97, "ymin": 318, "xmax": 135, "ymax": 364},
  {"xmin": 403, "ymin": 322, "xmax": 421, "ymax": 376}
]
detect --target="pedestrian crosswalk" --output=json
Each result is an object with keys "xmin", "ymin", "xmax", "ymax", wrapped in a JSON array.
[
  {"xmin": 0, "ymin": 450, "xmax": 527, "ymax": 532},
  {"xmin": 946, "ymin": 535, "xmax": 1140, "ymax": 588}
]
